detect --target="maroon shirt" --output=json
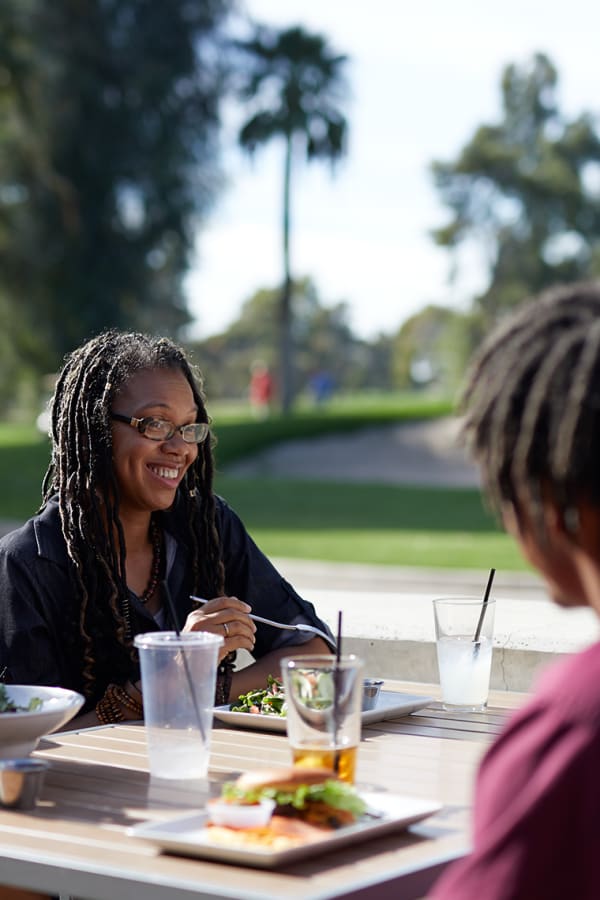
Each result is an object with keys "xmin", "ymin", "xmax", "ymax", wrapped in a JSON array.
[{"xmin": 430, "ymin": 639, "xmax": 600, "ymax": 899}]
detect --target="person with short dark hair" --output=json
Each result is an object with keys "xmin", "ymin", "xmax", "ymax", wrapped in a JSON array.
[
  {"xmin": 0, "ymin": 330, "xmax": 333, "ymax": 729},
  {"xmin": 430, "ymin": 281, "xmax": 600, "ymax": 899}
]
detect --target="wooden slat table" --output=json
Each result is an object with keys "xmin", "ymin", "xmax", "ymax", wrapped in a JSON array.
[{"xmin": 0, "ymin": 681, "xmax": 526, "ymax": 900}]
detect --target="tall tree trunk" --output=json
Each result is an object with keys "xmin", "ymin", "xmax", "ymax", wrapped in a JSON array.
[{"xmin": 279, "ymin": 133, "xmax": 293, "ymax": 415}]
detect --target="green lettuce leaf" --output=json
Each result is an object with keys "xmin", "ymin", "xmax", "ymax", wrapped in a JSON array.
[{"xmin": 222, "ymin": 778, "xmax": 366, "ymax": 817}]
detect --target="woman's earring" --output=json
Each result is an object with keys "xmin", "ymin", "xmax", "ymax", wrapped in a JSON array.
[{"xmin": 189, "ymin": 487, "xmax": 197, "ymax": 498}]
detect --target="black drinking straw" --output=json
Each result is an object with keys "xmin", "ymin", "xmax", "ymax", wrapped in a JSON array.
[
  {"xmin": 473, "ymin": 567, "xmax": 495, "ymax": 656},
  {"xmin": 333, "ymin": 610, "xmax": 343, "ymax": 774},
  {"xmin": 162, "ymin": 580, "xmax": 206, "ymax": 742}
]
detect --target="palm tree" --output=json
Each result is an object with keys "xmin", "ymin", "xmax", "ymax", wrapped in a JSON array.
[{"xmin": 235, "ymin": 25, "xmax": 349, "ymax": 414}]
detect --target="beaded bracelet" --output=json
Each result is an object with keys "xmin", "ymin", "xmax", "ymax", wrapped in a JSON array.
[
  {"xmin": 109, "ymin": 684, "xmax": 144, "ymax": 719},
  {"xmin": 95, "ymin": 688, "xmax": 125, "ymax": 724},
  {"xmin": 95, "ymin": 683, "xmax": 143, "ymax": 724},
  {"xmin": 125, "ymin": 680, "xmax": 143, "ymax": 703}
]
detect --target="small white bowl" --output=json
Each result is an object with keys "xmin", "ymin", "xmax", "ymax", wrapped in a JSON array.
[
  {"xmin": 0, "ymin": 686, "xmax": 84, "ymax": 758},
  {"xmin": 207, "ymin": 797, "xmax": 276, "ymax": 828}
]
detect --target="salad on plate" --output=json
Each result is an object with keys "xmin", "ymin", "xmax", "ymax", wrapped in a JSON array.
[{"xmin": 230, "ymin": 675, "xmax": 287, "ymax": 717}]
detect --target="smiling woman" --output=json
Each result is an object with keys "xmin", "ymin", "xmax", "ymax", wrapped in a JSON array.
[{"xmin": 0, "ymin": 330, "xmax": 334, "ymax": 735}]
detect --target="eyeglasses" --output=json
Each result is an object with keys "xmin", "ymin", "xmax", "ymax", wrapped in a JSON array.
[{"xmin": 111, "ymin": 413, "xmax": 210, "ymax": 444}]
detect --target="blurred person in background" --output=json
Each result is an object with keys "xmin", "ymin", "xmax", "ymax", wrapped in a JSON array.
[
  {"xmin": 431, "ymin": 281, "xmax": 600, "ymax": 899},
  {"xmin": 248, "ymin": 359, "xmax": 274, "ymax": 419},
  {"xmin": 0, "ymin": 331, "xmax": 333, "ymax": 731},
  {"xmin": 309, "ymin": 369, "xmax": 335, "ymax": 405}
]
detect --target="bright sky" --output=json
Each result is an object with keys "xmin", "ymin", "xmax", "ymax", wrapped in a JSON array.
[{"xmin": 185, "ymin": 0, "xmax": 600, "ymax": 341}]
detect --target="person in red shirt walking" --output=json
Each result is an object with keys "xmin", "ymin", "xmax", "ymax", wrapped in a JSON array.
[
  {"xmin": 249, "ymin": 360, "xmax": 273, "ymax": 419},
  {"xmin": 430, "ymin": 281, "xmax": 600, "ymax": 900}
]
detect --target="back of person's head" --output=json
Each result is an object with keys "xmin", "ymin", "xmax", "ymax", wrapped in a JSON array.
[{"xmin": 461, "ymin": 280, "xmax": 600, "ymax": 531}]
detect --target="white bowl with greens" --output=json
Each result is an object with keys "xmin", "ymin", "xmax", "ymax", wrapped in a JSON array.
[{"xmin": 0, "ymin": 685, "xmax": 84, "ymax": 758}]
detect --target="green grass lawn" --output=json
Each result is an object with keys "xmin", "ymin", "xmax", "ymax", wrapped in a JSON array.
[
  {"xmin": 0, "ymin": 400, "xmax": 526, "ymax": 571},
  {"xmin": 214, "ymin": 476, "xmax": 526, "ymax": 571},
  {"xmin": 0, "ymin": 424, "xmax": 50, "ymax": 517}
]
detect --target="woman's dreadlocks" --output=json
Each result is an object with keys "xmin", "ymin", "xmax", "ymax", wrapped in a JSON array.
[
  {"xmin": 460, "ymin": 281, "xmax": 600, "ymax": 533},
  {"xmin": 42, "ymin": 330, "xmax": 224, "ymax": 699}
]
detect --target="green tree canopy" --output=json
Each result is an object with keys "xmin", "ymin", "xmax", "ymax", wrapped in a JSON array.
[
  {"xmin": 392, "ymin": 305, "xmax": 474, "ymax": 393},
  {"xmin": 190, "ymin": 278, "xmax": 376, "ymax": 402},
  {"xmin": 0, "ymin": 0, "xmax": 231, "ymax": 384},
  {"xmin": 233, "ymin": 24, "xmax": 349, "ymax": 413},
  {"xmin": 432, "ymin": 52, "xmax": 600, "ymax": 325}
]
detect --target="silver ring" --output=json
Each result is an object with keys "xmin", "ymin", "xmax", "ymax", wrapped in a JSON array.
[{"xmin": 222, "ymin": 622, "xmax": 230, "ymax": 637}]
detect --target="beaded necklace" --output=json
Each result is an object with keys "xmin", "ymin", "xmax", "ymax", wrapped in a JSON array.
[{"xmin": 141, "ymin": 518, "xmax": 162, "ymax": 604}]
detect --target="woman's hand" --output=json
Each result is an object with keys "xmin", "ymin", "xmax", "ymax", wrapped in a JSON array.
[{"xmin": 183, "ymin": 596, "xmax": 256, "ymax": 662}]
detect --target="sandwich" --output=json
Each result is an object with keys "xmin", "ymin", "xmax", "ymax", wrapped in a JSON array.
[
  {"xmin": 217, "ymin": 766, "xmax": 365, "ymax": 829},
  {"xmin": 205, "ymin": 766, "xmax": 366, "ymax": 850}
]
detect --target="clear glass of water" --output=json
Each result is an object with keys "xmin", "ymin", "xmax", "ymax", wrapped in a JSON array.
[
  {"xmin": 134, "ymin": 631, "xmax": 223, "ymax": 780},
  {"xmin": 432, "ymin": 597, "xmax": 496, "ymax": 712}
]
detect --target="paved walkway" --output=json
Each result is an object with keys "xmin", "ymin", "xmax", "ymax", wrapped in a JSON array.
[{"xmin": 227, "ymin": 416, "xmax": 482, "ymax": 487}]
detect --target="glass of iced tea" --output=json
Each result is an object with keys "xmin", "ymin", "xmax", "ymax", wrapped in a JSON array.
[{"xmin": 281, "ymin": 654, "xmax": 364, "ymax": 784}]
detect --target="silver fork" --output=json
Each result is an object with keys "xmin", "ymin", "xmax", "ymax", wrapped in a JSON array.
[{"xmin": 189, "ymin": 595, "xmax": 334, "ymax": 646}]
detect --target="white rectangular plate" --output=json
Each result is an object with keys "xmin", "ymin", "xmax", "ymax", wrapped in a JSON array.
[
  {"xmin": 130, "ymin": 791, "xmax": 441, "ymax": 868},
  {"xmin": 213, "ymin": 690, "xmax": 432, "ymax": 733}
]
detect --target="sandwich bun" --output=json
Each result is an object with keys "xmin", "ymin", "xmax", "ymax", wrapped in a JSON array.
[
  {"xmin": 206, "ymin": 813, "xmax": 331, "ymax": 850},
  {"xmin": 235, "ymin": 766, "xmax": 336, "ymax": 793}
]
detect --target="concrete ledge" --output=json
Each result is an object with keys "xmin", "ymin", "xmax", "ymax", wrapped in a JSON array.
[
  {"xmin": 273, "ymin": 560, "xmax": 600, "ymax": 693},
  {"xmin": 342, "ymin": 637, "xmax": 566, "ymax": 693}
]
